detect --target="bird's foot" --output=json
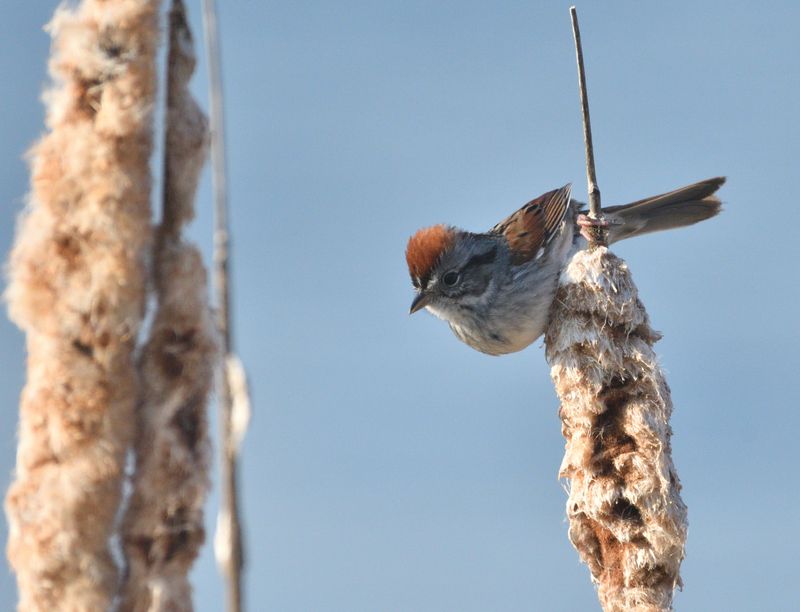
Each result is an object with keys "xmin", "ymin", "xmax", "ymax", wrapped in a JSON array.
[{"xmin": 577, "ymin": 214, "xmax": 610, "ymax": 243}]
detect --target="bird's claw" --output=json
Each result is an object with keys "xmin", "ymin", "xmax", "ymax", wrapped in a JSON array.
[{"xmin": 577, "ymin": 213, "xmax": 610, "ymax": 243}]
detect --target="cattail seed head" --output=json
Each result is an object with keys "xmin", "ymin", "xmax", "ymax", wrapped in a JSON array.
[{"xmin": 545, "ymin": 247, "xmax": 688, "ymax": 612}]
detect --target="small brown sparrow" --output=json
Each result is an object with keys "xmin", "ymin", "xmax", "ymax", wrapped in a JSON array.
[{"xmin": 406, "ymin": 177, "xmax": 724, "ymax": 355}]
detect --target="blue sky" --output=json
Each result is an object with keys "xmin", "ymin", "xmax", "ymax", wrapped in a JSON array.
[{"xmin": 2, "ymin": 1, "xmax": 799, "ymax": 610}]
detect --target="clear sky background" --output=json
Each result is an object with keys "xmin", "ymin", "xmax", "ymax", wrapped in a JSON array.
[{"xmin": 2, "ymin": 1, "xmax": 799, "ymax": 610}]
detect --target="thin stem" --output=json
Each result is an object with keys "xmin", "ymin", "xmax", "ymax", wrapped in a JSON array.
[
  {"xmin": 201, "ymin": 1, "xmax": 244, "ymax": 611},
  {"xmin": 570, "ymin": 6, "xmax": 602, "ymax": 223}
]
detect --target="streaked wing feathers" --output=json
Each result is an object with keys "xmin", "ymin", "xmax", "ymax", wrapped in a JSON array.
[{"xmin": 490, "ymin": 184, "xmax": 572, "ymax": 265}]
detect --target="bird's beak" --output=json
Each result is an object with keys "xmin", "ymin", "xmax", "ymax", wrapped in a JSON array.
[{"xmin": 409, "ymin": 292, "xmax": 430, "ymax": 314}]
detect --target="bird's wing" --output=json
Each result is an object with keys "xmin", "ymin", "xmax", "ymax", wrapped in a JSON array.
[{"xmin": 490, "ymin": 184, "xmax": 572, "ymax": 265}]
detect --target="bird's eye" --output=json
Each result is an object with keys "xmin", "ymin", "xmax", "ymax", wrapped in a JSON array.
[{"xmin": 442, "ymin": 271, "xmax": 460, "ymax": 287}]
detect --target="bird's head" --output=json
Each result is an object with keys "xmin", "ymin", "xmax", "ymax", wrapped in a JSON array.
[{"xmin": 405, "ymin": 225, "xmax": 501, "ymax": 316}]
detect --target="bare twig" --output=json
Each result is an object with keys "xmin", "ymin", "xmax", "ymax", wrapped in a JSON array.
[
  {"xmin": 201, "ymin": 1, "xmax": 246, "ymax": 610},
  {"xmin": 570, "ymin": 6, "xmax": 607, "ymax": 245}
]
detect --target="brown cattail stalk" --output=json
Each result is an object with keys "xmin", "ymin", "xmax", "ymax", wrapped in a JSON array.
[
  {"xmin": 201, "ymin": 1, "xmax": 249, "ymax": 610},
  {"xmin": 4, "ymin": 1, "xmax": 160, "ymax": 609},
  {"xmin": 545, "ymin": 247, "xmax": 688, "ymax": 611},
  {"xmin": 119, "ymin": 1, "xmax": 215, "ymax": 610}
]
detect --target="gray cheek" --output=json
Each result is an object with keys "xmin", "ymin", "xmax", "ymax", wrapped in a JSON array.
[
  {"xmin": 452, "ymin": 292, "xmax": 483, "ymax": 310},
  {"xmin": 460, "ymin": 276, "xmax": 497, "ymax": 309},
  {"xmin": 456, "ymin": 271, "xmax": 492, "ymax": 300}
]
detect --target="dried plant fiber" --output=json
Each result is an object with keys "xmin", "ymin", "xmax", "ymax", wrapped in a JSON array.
[
  {"xmin": 4, "ymin": 0, "xmax": 160, "ymax": 610},
  {"xmin": 119, "ymin": 240, "xmax": 214, "ymax": 612},
  {"xmin": 545, "ymin": 247, "xmax": 688, "ymax": 612},
  {"xmin": 119, "ymin": 1, "xmax": 215, "ymax": 610}
]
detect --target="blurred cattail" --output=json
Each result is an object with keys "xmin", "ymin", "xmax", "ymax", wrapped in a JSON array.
[
  {"xmin": 545, "ymin": 247, "xmax": 688, "ymax": 612},
  {"xmin": 4, "ymin": 0, "xmax": 159, "ymax": 609},
  {"xmin": 119, "ymin": 1, "xmax": 215, "ymax": 610}
]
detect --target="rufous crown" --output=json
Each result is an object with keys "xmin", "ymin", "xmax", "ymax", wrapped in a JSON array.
[{"xmin": 405, "ymin": 224, "xmax": 456, "ymax": 288}]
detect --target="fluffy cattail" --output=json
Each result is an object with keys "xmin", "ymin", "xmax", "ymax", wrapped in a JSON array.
[
  {"xmin": 545, "ymin": 247, "xmax": 688, "ymax": 612},
  {"xmin": 4, "ymin": 1, "xmax": 159, "ymax": 609},
  {"xmin": 119, "ymin": 1, "xmax": 215, "ymax": 610}
]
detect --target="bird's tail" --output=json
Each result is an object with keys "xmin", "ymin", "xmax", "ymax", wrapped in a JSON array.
[{"xmin": 600, "ymin": 177, "xmax": 725, "ymax": 244}]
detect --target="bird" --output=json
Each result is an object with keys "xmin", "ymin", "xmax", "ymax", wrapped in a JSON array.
[{"xmin": 406, "ymin": 177, "xmax": 725, "ymax": 355}]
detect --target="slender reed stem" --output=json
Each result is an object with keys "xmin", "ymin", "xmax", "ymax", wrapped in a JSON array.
[
  {"xmin": 570, "ymin": 6, "xmax": 601, "ymax": 221},
  {"xmin": 201, "ymin": 2, "xmax": 245, "ymax": 610}
]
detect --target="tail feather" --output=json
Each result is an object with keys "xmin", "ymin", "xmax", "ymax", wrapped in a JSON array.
[{"xmin": 600, "ymin": 177, "xmax": 725, "ymax": 244}]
